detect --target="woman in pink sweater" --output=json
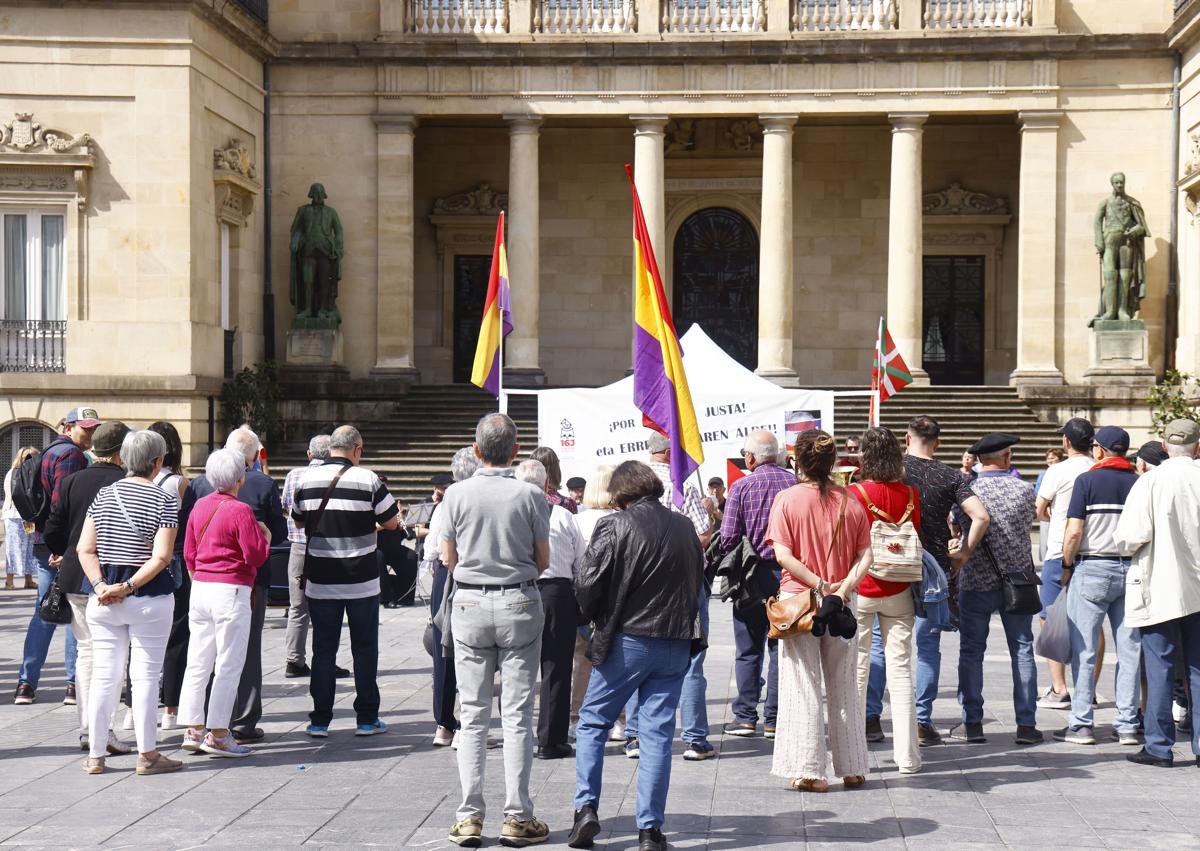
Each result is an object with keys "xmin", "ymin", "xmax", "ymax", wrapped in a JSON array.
[{"xmin": 177, "ymin": 448, "xmax": 269, "ymax": 758}]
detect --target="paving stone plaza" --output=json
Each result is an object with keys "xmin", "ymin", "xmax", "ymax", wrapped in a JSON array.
[{"xmin": 3, "ymin": 580, "xmax": 1199, "ymax": 850}]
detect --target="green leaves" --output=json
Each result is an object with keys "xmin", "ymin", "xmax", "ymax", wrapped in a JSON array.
[{"xmin": 1149, "ymin": 370, "xmax": 1200, "ymax": 438}]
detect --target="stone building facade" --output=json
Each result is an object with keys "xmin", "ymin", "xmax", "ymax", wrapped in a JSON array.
[{"xmin": 0, "ymin": 0, "xmax": 1190, "ymax": 462}]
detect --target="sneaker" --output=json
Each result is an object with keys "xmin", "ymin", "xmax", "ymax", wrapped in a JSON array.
[
  {"xmin": 83, "ymin": 756, "xmax": 105, "ymax": 775},
  {"xmin": 136, "ymin": 752, "xmax": 183, "ymax": 775},
  {"xmin": 306, "ymin": 724, "xmax": 329, "ymax": 738},
  {"xmin": 1174, "ymin": 700, "xmax": 1188, "ymax": 724},
  {"xmin": 567, "ymin": 805, "xmax": 601, "ymax": 849},
  {"xmin": 285, "ymin": 661, "xmax": 312, "ymax": 678},
  {"xmin": 182, "ymin": 728, "xmax": 206, "ymax": 753},
  {"xmin": 948, "ymin": 722, "xmax": 987, "ymax": 743},
  {"xmin": 609, "ymin": 720, "xmax": 626, "ymax": 742},
  {"xmin": 1111, "ymin": 728, "xmax": 1140, "ymax": 746},
  {"xmin": 723, "ymin": 721, "xmax": 756, "ymax": 737},
  {"xmin": 79, "ymin": 733, "xmax": 89, "ymax": 751},
  {"xmin": 1036, "ymin": 687, "xmax": 1071, "ymax": 710},
  {"xmin": 106, "ymin": 732, "xmax": 131, "ymax": 755},
  {"xmin": 1015, "ymin": 725, "xmax": 1044, "ymax": 745},
  {"xmin": 201, "ymin": 732, "xmax": 253, "ymax": 758},
  {"xmin": 160, "ymin": 712, "xmax": 178, "ymax": 731},
  {"xmin": 13, "ymin": 682, "xmax": 34, "ymax": 705},
  {"xmin": 448, "ymin": 817, "xmax": 484, "ymax": 847},
  {"xmin": 917, "ymin": 724, "xmax": 942, "ymax": 747},
  {"xmin": 1053, "ymin": 725, "xmax": 1095, "ymax": 745},
  {"xmin": 624, "ymin": 737, "xmax": 640, "ymax": 759},
  {"xmin": 63, "ymin": 684, "xmax": 76, "ymax": 706},
  {"xmin": 500, "ymin": 816, "xmax": 550, "ymax": 847},
  {"xmin": 355, "ymin": 719, "xmax": 388, "ymax": 737},
  {"xmin": 433, "ymin": 725, "xmax": 455, "ymax": 747},
  {"xmin": 683, "ymin": 741, "xmax": 715, "ymax": 761},
  {"xmin": 865, "ymin": 717, "xmax": 885, "ymax": 743},
  {"xmin": 764, "ymin": 724, "xmax": 776, "ymax": 740}
]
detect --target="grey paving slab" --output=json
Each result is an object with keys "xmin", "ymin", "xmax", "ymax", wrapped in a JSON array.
[{"xmin": 3, "ymin": 583, "xmax": 1200, "ymax": 849}]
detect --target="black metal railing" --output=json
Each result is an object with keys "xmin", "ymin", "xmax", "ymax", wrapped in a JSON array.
[
  {"xmin": 233, "ymin": 0, "xmax": 268, "ymax": 24},
  {"xmin": 0, "ymin": 320, "xmax": 66, "ymax": 373}
]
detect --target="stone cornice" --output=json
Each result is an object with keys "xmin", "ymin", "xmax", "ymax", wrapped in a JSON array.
[{"xmin": 275, "ymin": 32, "xmax": 1168, "ymax": 66}]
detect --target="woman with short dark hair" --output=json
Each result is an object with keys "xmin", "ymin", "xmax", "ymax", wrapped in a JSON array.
[
  {"xmin": 569, "ymin": 460, "xmax": 700, "ymax": 851},
  {"xmin": 531, "ymin": 446, "xmax": 579, "ymax": 514}
]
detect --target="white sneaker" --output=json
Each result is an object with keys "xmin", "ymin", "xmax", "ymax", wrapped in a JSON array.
[
  {"xmin": 1174, "ymin": 701, "xmax": 1188, "ymax": 724},
  {"xmin": 122, "ymin": 710, "xmax": 135, "ymax": 731},
  {"xmin": 106, "ymin": 731, "xmax": 132, "ymax": 755},
  {"xmin": 451, "ymin": 730, "xmax": 460, "ymax": 750},
  {"xmin": 433, "ymin": 726, "xmax": 454, "ymax": 747},
  {"xmin": 609, "ymin": 721, "xmax": 626, "ymax": 742},
  {"xmin": 161, "ymin": 712, "xmax": 178, "ymax": 731}
]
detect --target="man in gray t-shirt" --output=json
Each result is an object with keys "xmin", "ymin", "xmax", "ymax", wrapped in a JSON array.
[{"xmin": 440, "ymin": 413, "xmax": 550, "ymax": 848}]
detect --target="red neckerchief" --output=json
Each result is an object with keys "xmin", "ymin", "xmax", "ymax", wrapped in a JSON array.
[{"xmin": 1091, "ymin": 456, "xmax": 1134, "ymax": 473}]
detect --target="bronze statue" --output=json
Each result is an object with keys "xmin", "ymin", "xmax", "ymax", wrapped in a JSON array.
[
  {"xmin": 289, "ymin": 182, "xmax": 344, "ymax": 325},
  {"xmin": 1090, "ymin": 172, "xmax": 1149, "ymax": 327}
]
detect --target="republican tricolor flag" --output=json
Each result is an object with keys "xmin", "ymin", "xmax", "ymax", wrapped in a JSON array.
[
  {"xmin": 869, "ymin": 316, "xmax": 912, "ymax": 427},
  {"xmin": 626, "ymin": 164, "xmax": 704, "ymax": 508},
  {"xmin": 469, "ymin": 212, "xmax": 513, "ymax": 398}
]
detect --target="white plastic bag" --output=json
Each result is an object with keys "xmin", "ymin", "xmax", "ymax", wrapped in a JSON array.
[{"xmin": 1035, "ymin": 590, "xmax": 1072, "ymax": 664}]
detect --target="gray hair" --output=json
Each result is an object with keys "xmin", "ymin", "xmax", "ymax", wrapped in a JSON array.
[
  {"xmin": 451, "ymin": 446, "xmax": 480, "ymax": 482},
  {"xmin": 744, "ymin": 431, "xmax": 779, "ymax": 463},
  {"xmin": 475, "ymin": 413, "xmax": 517, "ymax": 465},
  {"xmin": 122, "ymin": 429, "xmax": 168, "ymax": 479},
  {"xmin": 330, "ymin": 425, "xmax": 362, "ymax": 452},
  {"xmin": 647, "ymin": 431, "xmax": 671, "ymax": 455},
  {"xmin": 515, "ymin": 459, "xmax": 548, "ymax": 490},
  {"xmin": 225, "ymin": 427, "xmax": 261, "ymax": 466},
  {"xmin": 1167, "ymin": 441, "xmax": 1198, "ymax": 459},
  {"xmin": 308, "ymin": 434, "xmax": 332, "ymax": 460},
  {"xmin": 205, "ymin": 448, "xmax": 246, "ymax": 494}
]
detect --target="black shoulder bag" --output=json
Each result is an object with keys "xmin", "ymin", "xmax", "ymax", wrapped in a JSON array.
[
  {"xmin": 39, "ymin": 572, "xmax": 72, "ymax": 624},
  {"xmin": 981, "ymin": 538, "xmax": 1042, "ymax": 616},
  {"xmin": 299, "ymin": 466, "xmax": 348, "ymax": 591}
]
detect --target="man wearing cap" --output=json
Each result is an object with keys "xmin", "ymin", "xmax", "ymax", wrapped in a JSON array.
[
  {"xmin": 280, "ymin": 433, "xmax": 331, "ymax": 677},
  {"xmin": 566, "ymin": 477, "xmax": 586, "ymax": 505},
  {"xmin": 1034, "ymin": 417, "xmax": 1097, "ymax": 710},
  {"xmin": 1135, "ymin": 441, "xmax": 1168, "ymax": 474},
  {"xmin": 1055, "ymin": 426, "xmax": 1142, "ymax": 746},
  {"xmin": 950, "ymin": 433, "xmax": 1042, "ymax": 745},
  {"xmin": 13, "ymin": 406, "xmax": 98, "ymax": 706},
  {"xmin": 43, "ymin": 421, "xmax": 133, "ymax": 752},
  {"xmin": 1115, "ymin": 419, "xmax": 1200, "ymax": 767}
]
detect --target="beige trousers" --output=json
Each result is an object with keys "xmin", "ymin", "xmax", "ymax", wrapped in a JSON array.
[
  {"xmin": 855, "ymin": 589, "xmax": 921, "ymax": 774},
  {"xmin": 771, "ymin": 594, "xmax": 868, "ymax": 782},
  {"xmin": 570, "ymin": 631, "xmax": 591, "ymax": 721}
]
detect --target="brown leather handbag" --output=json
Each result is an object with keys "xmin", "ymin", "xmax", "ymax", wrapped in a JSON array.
[{"xmin": 765, "ymin": 489, "xmax": 847, "ymax": 640}]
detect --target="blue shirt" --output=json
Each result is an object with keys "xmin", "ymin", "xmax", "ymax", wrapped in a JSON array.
[{"xmin": 1067, "ymin": 465, "xmax": 1138, "ymax": 557}]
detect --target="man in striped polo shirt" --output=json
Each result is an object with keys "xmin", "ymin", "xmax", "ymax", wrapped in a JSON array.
[
  {"xmin": 293, "ymin": 425, "xmax": 400, "ymax": 737},
  {"xmin": 1056, "ymin": 425, "xmax": 1141, "ymax": 746}
]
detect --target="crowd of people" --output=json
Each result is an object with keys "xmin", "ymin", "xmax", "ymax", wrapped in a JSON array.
[{"xmin": 5, "ymin": 404, "xmax": 1200, "ymax": 850}]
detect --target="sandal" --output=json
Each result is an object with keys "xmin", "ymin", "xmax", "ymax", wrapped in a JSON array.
[
  {"xmin": 790, "ymin": 777, "xmax": 829, "ymax": 792},
  {"xmin": 843, "ymin": 775, "xmax": 866, "ymax": 789},
  {"xmin": 83, "ymin": 757, "xmax": 105, "ymax": 775}
]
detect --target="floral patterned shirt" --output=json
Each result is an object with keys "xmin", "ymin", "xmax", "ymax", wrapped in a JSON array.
[{"xmin": 952, "ymin": 471, "xmax": 1035, "ymax": 593}]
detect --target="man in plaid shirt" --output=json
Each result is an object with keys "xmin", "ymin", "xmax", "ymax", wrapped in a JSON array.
[
  {"xmin": 719, "ymin": 431, "xmax": 794, "ymax": 739},
  {"xmin": 280, "ymin": 433, "xmax": 331, "ymax": 677},
  {"xmin": 15, "ymin": 406, "xmax": 99, "ymax": 706}
]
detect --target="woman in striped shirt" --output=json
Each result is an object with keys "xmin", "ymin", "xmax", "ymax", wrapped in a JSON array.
[{"xmin": 77, "ymin": 429, "xmax": 181, "ymax": 776}]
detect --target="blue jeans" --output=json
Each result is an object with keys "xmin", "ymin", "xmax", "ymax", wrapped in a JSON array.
[
  {"xmin": 625, "ymin": 592, "xmax": 709, "ymax": 745},
  {"xmin": 575, "ymin": 633, "xmax": 691, "ymax": 829},
  {"xmin": 1141, "ymin": 612, "xmax": 1200, "ymax": 761},
  {"xmin": 730, "ymin": 566, "xmax": 780, "ymax": 726},
  {"xmin": 866, "ymin": 614, "xmax": 943, "ymax": 727},
  {"xmin": 18, "ymin": 551, "xmax": 77, "ymax": 689},
  {"xmin": 308, "ymin": 594, "xmax": 380, "ymax": 726},
  {"xmin": 1067, "ymin": 558, "xmax": 1141, "ymax": 732},
  {"xmin": 1039, "ymin": 556, "xmax": 1064, "ymax": 618},
  {"xmin": 957, "ymin": 589, "xmax": 1037, "ymax": 727}
]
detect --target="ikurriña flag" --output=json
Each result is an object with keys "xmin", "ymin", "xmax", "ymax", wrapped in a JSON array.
[
  {"xmin": 470, "ymin": 212, "xmax": 513, "ymax": 397},
  {"xmin": 869, "ymin": 316, "xmax": 913, "ymax": 427},
  {"xmin": 625, "ymin": 164, "xmax": 704, "ymax": 507}
]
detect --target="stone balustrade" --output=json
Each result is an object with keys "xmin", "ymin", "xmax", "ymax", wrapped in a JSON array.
[
  {"xmin": 794, "ymin": 1, "xmax": 897, "ymax": 32},
  {"xmin": 663, "ymin": 0, "xmax": 765, "ymax": 33},
  {"xmin": 924, "ymin": 0, "xmax": 1032, "ymax": 29},
  {"xmin": 536, "ymin": 0, "xmax": 637, "ymax": 33},
  {"xmin": 408, "ymin": 0, "xmax": 508, "ymax": 34}
]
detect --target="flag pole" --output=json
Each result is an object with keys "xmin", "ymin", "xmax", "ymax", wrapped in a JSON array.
[{"xmin": 498, "ymin": 209, "xmax": 508, "ymax": 416}]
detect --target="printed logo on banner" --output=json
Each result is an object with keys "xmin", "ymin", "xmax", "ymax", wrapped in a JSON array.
[
  {"xmin": 784, "ymin": 409, "xmax": 822, "ymax": 451},
  {"xmin": 558, "ymin": 418, "xmax": 577, "ymax": 459}
]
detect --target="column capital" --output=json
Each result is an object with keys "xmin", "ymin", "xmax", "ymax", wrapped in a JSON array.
[
  {"xmin": 372, "ymin": 114, "xmax": 419, "ymax": 134},
  {"xmin": 758, "ymin": 114, "xmax": 799, "ymax": 133},
  {"xmin": 630, "ymin": 115, "xmax": 670, "ymax": 135},
  {"xmin": 504, "ymin": 114, "xmax": 543, "ymax": 133},
  {"xmin": 1018, "ymin": 110, "xmax": 1064, "ymax": 132},
  {"xmin": 888, "ymin": 112, "xmax": 929, "ymax": 132}
]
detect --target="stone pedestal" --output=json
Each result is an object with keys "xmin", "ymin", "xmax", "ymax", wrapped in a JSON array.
[
  {"xmin": 286, "ymin": 327, "xmax": 343, "ymax": 366},
  {"xmin": 1083, "ymin": 320, "xmax": 1155, "ymax": 386}
]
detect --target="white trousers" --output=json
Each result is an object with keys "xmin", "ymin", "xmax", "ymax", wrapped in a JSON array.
[
  {"xmin": 855, "ymin": 590, "xmax": 921, "ymax": 773},
  {"xmin": 68, "ymin": 593, "xmax": 127, "ymax": 734},
  {"xmin": 87, "ymin": 593, "xmax": 173, "ymax": 757},
  {"xmin": 177, "ymin": 580, "xmax": 252, "ymax": 731},
  {"xmin": 772, "ymin": 594, "xmax": 869, "ymax": 782}
]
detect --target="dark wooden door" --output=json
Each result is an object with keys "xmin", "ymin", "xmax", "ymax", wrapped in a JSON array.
[
  {"xmin": 672, "ymin": 207, "xmax": 759, "ymax": 369},
  {"xmin": 452, "ymin": 254, "xmax": 492, "ymax": 384},
  {"xmin": 922, "ymin": 255, "xmax": 985, "ymax": 385}
]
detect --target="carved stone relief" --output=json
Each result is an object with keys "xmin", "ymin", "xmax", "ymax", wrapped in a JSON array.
[
  {"xmin": 0, "ymin": 112, "xmax": 91, "ymax": 154},
  {"xmin": 665, "ymin": 119, "xmax": 762, "ymax": 158},
  {"xmin": 213, "ymin": 138, "xmax": 258, "ymax": 180},
  {"xmin": 922, "ymin": 182, "xmax": 1010, "ymax": 216},
  {"xmin": 212, "ymin": 138, "xmax": 260, "ymax": 228},
  {"xmin": 432, "ymin": 183, "xmax": 508, "ymax": 216}
]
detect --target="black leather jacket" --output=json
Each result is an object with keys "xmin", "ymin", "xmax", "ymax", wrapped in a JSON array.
[{"xmin": 576, "ymin": 496, "xmax": 703, "ymax": 665}]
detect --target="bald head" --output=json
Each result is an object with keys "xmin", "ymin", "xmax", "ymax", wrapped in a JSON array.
[
  {"xmin": 329, "ymin": 425, "xmax": 363, "ymax": 464},
  {"xmin": 743, "ymin": 430, "xmax": 779, "ymax": 470}
]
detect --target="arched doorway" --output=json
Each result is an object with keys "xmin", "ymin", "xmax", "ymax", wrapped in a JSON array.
[
  {"xmin": 0, "ymin": 420, "xmax": 56, "ymax": 468},
  {"xmin": 672, "ymin": 207, "xmax": 759, "ymax": 369}
]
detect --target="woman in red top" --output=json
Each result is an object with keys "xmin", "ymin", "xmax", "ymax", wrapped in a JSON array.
[{"xmin": 849, "ymin": 427, "xmax": 922, "ymax": 775}]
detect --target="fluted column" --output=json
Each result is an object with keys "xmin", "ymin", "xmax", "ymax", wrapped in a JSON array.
[
  {"xmin": 887, "ymin": 112, "xmax": 929, "ymax": 385},
  {"xmin": 504, "ymin": 115, "xmax": 544, "ymax": 385},
  {"xmin": 631, "ymin": 115, "xmax": 669, "ymax": 286},
  {"xmin": 1011, "ymin": 110, "xmax": 1065, "ymax": 386},
  {"xmin": 757, "ymin": 114, "xmax": 799, "ymax": 386},
  {"xmin": 371, "ymin": 114, "xmax": 419, "ymax": 380}
]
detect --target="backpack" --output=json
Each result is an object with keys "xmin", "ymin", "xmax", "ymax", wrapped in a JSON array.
[
  {"xmin": 853, "ymin": 483, "xmax": 923, "ymax": 583},
  {"xmin": 10, "ymin": 450, "xmax": 48, "ymax": 526}
]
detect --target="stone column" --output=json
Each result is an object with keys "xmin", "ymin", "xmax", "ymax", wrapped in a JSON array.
[
  {"xmin": 1011, "ymin": 110, "xmax": 1065, "ymax": 386},
  {"xmin": 371, "ymin": 114, "xmax": 419, "ymax": 380},
  {"xmin": 887, "ymin": 112, "xmax": 929, "ymax": 384},
  {"xmin": 504, "ymin": 115, "xmax": 544, "ymax": 385},
  {"xmin": 631, "ymin": 115, "xmax": 669, "ymax": 277},
  {"xmin": 757, "ymin": 114, "xmax": 799, "ymax": 386}
]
